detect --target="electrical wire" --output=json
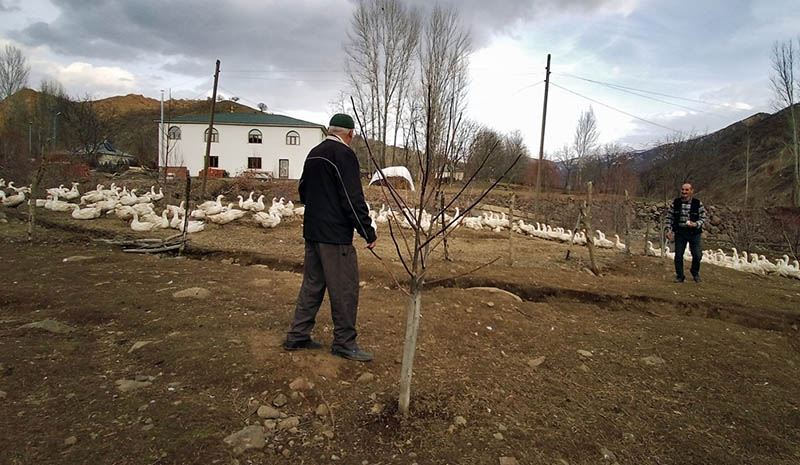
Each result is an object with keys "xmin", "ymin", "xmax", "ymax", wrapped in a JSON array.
[
  {"xmin": 556, "ymin": 72, "xmax": 744, "ymax": 110},
  {"xmin": 550, "ymin": 82, "xmax": 681, "ymax": 133},
  {"xmin": 511, "ymin": 80, "xmax": 544, "ymax": 96}
]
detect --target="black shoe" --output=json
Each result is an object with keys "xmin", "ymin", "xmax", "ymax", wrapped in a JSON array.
[
  {"xmin": 693, "ymin": 275, "xmax": 701, "ymax": 283},
  {"xmin": 674, "ymin": 277, "xmax": 685, "ymax": 283},
  {"xmin": 283, "ymin": 339, "xmax": 323, "ymax": 351},
  {"xmin": 331, "ymin": 347, "xmax": 373, "ymax": 362}
]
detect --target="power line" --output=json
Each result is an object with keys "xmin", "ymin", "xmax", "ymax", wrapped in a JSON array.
[
  {"xmin": 555, "ymin": 72, "xmax": 723, "ymax": 117},
  {"xmin": 511, "ymin": 80, "xmax": 544, "ymax": 96},
  {"xmin": 550, "ymin": 82, "xmax": 681, "ymax": 133},
  {"xmin": 556, "ymin": 72, "xmax": 743, "ymax": 110}
]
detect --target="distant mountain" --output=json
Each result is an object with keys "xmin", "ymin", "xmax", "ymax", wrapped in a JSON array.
[{"xmin": 628, "ymin": 106, "xmax": 797, "ymax": 206}]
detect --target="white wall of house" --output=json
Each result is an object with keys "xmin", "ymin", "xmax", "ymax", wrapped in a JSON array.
[{"xmin": 158, "ymin": 123, "xmax": 325, "ymax": 179}]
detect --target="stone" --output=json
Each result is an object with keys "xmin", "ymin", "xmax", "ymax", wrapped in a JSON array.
[
  {"xmin": 357, "ymin": 372, "xmax": 375, "ymax": 383},
  {"xmin": 289, "ymin": 377, "xmax": 309, "ymax": 391},
  {"xmin": 331, "ymin": 454, "xmax": 340, "ymax": 460},
  {"xmin": 486, "ymin": 301, "xmax": 495, "ymax": 308},
  {"xmin": 128, "ymin": 340, "xmax": 155, "ymax": 353},
  {"xmin": 370, "ymin": 403, "xmax": 384, "ymax": 414},
  {"xmin": 641, "ymin": 355, "xmax": 665, "ymax": 366},
  {"xmin": 622, "ymin": 432, "xmax": 635, "ymax": 442},
  {"xmin": 63, "ymin": 255, "xmax": 94, "ymax": 263},
  {"xmin": 600, "ymin": 446, "xmax": 617, "ymax": 461},
  {"xmin": 279, "ymin": 417, "xmax": 300, "ymax": 430},
  {"xmin": 264, "ymin": 420, "xmax": 277, "ymax": 431},
  {"xmin": 64, "ymin": 436, "xmax": 77, "ymax": 447},
  {"xmin": 454, "ymin": 416, "xmax": 467, "ymax": 426},
  {"xmin": 315, "ymin": 403, "xmax": 329, "ymax": 417},
  {"xmin": 359, "ymin": 281, "xmax": 367, "ymax": 287},
  {"xmin": 578, "ymin": 364, "xmax": 590, "ymax": 372},
  {"xmin": 257, "ymin": 406, "xmax": 281, "ymax": 419},
  {"xmin": 499, "ymin": 457, "xmax": 519, "ymax": 465},
  {"xmin": 527, "ymin": 356, "xmax": 546, "ymax": 368},
  {"xmin": 172, "ymin": 287, "xmax": 210, "ymax": 299},
  {"xmin": 115, "ymin": 379, "xmax": 152, "ymax": 393},
  {"xmin": 497, "ymin": 423, "xmax": 507, "ymax": 431},
  {"xmin": 272, "ymin": 393, "xmax": 288, "ymax": 407},
  {"xmin": 224, "ymin": 425, "xmax": 266, "ymax": 455},
  {"xmin": 142, "ymin": 424, "xmax": 154, "ymax": 431},
  {"xmin": 493, "ymin": 432, "xmax": 504, "ymax": 440},
  {"xmin": 19, "ymin": 319, "xmax": 75, "ymax": 334},
  {"xmin": 577, "ymin": 350, "xmax": 593, "ymax": 358}
]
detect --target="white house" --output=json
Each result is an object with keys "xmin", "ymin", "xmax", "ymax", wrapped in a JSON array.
[{"xmin": 158, "ymin": 112, "xmax": 326, "ymax": 179}]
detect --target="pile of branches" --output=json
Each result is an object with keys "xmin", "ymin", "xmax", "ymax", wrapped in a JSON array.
[{"xmin": 94, "ymin": 233, "xmax": 188, "ymax": 253}]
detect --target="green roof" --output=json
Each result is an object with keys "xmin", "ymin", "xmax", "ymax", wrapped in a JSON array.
[{"xmin": 166, "ymin": 112, "xmax": 325, "ymax": 129}]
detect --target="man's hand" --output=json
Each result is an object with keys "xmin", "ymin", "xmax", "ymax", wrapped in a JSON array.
[
  {"xmin": 686, "ymin": 220, "xmax": 696, "ymax": 228},
  {"xmin": 666, "ymin": 231, "xmax": 674, "ymax": 241},
  {"xmin": 365, "ymin": 241, "xmax": 376, "ymax": 249}
]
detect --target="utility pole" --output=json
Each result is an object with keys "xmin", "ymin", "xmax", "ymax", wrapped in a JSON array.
[
  {"xmin": 534, "ymin": 54, "xmax": 551, "ymax": 219},
  {"xmin": 52, "ymin": 111, "xmax": 61, "ymax": 152},
  {"xmin": 28, "ymin": 121, "xmax": 32, "ymax": 156},
  {"xmin": 201, "ymin": 59, "xmax": 221, "ymax": 199}
]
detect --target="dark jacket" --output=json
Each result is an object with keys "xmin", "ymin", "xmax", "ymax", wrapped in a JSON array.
[
  {"xmin": 664, "ymin": 197, "xmax": 707, "ymax": 236},
  {"xmin": 299, "ymin": 137, "xmax": 377, "ymax": 245}
]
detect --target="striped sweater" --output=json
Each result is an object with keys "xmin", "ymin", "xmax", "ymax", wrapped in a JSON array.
[{"xmin": 664, "ymin": 198, "xmax": 707, "ymax": 234}]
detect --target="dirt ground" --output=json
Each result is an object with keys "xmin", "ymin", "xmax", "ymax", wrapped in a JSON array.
[{"xmin": 1, "ymin": 200, "xmax": 800, "ymax": 465}]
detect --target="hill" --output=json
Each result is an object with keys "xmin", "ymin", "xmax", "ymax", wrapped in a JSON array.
[{"xmin": 634, "ymin": 104, "xmax": 799, "ymax": 206}]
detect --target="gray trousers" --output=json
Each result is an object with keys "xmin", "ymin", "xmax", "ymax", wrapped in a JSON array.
[{"xmin": 286, "ymin": 241, "xmax": 360, "ymax": 351}]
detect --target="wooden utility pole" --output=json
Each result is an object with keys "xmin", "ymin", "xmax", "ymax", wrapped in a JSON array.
[
  {"xmin": 583, "ymin": 182, "xmax": 599, "ymax": 275},
  {"xmin": 534, "ymin": 54, "xmax": 551, "ymax": 217},
  {"xmin": 624, "ymin": 190, "xmax": 631, "ymax": 255},
  {"xmin": 201, "ymin": 59, "xmax": 221, "ymax": 200},
  {"xmin": 507, "ymin": 193, "xmax": 516, "ymax": 267}
]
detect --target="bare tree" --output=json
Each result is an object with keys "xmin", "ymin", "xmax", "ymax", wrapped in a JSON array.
[
  {"xmin": 553, "ymin": 144, "xmax": 577, "ymax": 192},
  {"xmin": 418, "ymin": 4, "xmax": 471, "ymax": 169},
  {"xmin": 573, "ymin": 106, "xmax": 598, "ymax": 189},
  {"xmin": 770, "ymin": 39, "xmax": 800, "ymax": 206},
  {"xmin": 0, "ymin": 44, "xmax": 29, "ymax": 100},
  {"xmin": 352, "ymin": 85, "xmax": 523, "ymax": 416},
  {"xmin": 346, "ymin": 0, "xmax": 420, "ymax": 167}
]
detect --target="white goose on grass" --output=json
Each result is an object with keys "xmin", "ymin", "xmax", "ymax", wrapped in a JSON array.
[
  {"xmin": 45, "ymin": 195, "xmax": 73, "ymax": 212},
  {"xmin": 2, "ymin": 189, "xmax": 25, "ymax": 208},
  {"xmin": 207, "ymin": 204, "xmax": 246, "ymax": 224},
  {"xmin": 254, "ymin": 211, "xmax": 281, "ymax": 228},
  {"xmin": 130, "ymin": 212, "xmax": 156, "ymax": 232},
  {"xmin": 176, "ymin": 218, "xmax": 205, "ymax": 233},
  {"xmin": 140, "ymin": 210, "xmax": 170, "ymax": 229},
  {"xmin": 69, "ymin": 203, "xmax": 102, "ymax": 220},
  {"xmin": 196, "ymin": 195, "xmax": 224, "ymax": 215},
  {"xmin": 62, "ymin": 183, "xmax": 81, "ymax": 200}
]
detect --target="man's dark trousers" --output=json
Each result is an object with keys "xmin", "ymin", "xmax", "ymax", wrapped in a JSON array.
[
  {"xmin": 674, "ymin": 229, "xmax": 702, "ymax": 280},
  {"xmin": 286, "ymin": 241, "xmax": 359, "ymax": 351}
]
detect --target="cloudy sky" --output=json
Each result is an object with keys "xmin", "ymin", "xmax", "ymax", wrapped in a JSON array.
[{"xmin": 1, "ymin": 0, "xmax": 797, "ymax": 155}]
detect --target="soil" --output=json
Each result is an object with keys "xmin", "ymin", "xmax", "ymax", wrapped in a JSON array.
[{"xmin": 1, "ymin": 198, "xmax": 800, "ymax": 465}]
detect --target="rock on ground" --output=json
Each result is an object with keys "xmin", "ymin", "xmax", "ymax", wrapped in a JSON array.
[
  {"xmin": 172, "ymin": 287, "xmax": 211, "ymax": 299},
  {"xmin": 115, "ymin": 379, "xmax": 152, "ymax": 393},
  {"xmin": 223, "ymin": 425, "xmax": 266, "ymax": 455},
  {"xmin": 19, "ymin": 319, "xmax": 75, "ymax": 334},
  {"xmin": 257, "ymin": 406, "xmax": 281, "ymax": 419}
]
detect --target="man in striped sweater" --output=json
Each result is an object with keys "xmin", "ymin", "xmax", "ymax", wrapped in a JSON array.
[{"xmin": 664, "ymin": 183, "xmax": 707, "ymax": 283}]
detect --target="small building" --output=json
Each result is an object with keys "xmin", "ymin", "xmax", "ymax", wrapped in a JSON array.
[
  {"xmin": 158, "ymin": 112, "xmax": 326, "ymax": 180},
  {"xmin": 77, "ymin": 139, "xmax": 135, "ymax": 165}
]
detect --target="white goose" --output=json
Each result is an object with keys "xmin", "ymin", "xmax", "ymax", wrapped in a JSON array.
[
  {"xmin": 240, "ymin": 192, "xmax": 256, "ymax": 210},
  {"xmin": 249, "ymin": 195, "xmax": 266, "ymax": 212},
  {"xmin": 254, "ymin": 211, "xmax": 281, "ymax": 228},
  {"xmin": 69, "ymin": 204, "xmax": 102, "ymax": 220},
  {"xmin": 131, "ymin": 212, "xmax": 156, "ymax": 232},
  {"xmin": 2, "ymin": 189, "xmax": 25, "ymax": 208},
  {"xmin": 62, "ymin": 183, "xmax": 81, "ymax": 200}
]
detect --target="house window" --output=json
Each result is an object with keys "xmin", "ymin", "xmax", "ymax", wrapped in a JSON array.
[
  {"xmin": 286, "ymin": 130, "xmax": 300, "ymax": 145},
  {"xmin": 248, "ymin": 129, "xmax": 262, "ymax": 144},
  {"xmin": 168, "ymin": 126, "xmax": 181, "ymax": 140},
  {"xmin": 247, "ymin": 157, "xmax": 262, "ymax": 169},
  {"xmin": 204, "ymin": 128, "xmax": 219, "ymax": 143},
  {"xmin": 209, "ymin": 156, "xmax": 219, "ymax": 168}
]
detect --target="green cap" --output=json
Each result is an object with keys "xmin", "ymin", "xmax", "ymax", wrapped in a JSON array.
[{"xmin": 329, "ymin": 113, "xmax": 355, "ymax": 129}]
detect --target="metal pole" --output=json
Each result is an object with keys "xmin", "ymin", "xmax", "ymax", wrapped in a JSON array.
[
  {"xmin": 160, "ymin": 89, "xmax": 165, "ymax": 170},
  {"xmin": 52, "ymin": 112, "xmax": 61, "ymax": 152},
  {"xmin": 534, "ymin": 54, "xmax": 551, "ymax": 216}
]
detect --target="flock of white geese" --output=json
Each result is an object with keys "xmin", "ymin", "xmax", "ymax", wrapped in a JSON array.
[
  {"xmin": 0, "ymin": 178, "xmax": 301, "ymax": 234},
  {"xmin": 2, "ymin": 177, "xmax": 799, "ymax": 280}
]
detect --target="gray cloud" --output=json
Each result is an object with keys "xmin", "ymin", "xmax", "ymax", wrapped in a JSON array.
[{"xmin": 0, "ymin": 0, "xmax": 21, "ymax": 12}]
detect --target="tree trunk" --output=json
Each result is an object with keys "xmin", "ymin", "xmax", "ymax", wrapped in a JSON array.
[
  {"xmin": 507, "ymin": 193, "xmax": 515, "ymax": 267},
  {"xmin": 398, "ymin": 278, "xmax": 423, "ymax": 416},
  {"xmin": 624, "ymin": 189, "xmax": 631, "ymax": 255}
]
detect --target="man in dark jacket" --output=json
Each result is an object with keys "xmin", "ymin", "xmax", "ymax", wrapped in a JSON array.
[
  {"xmin": 284, "ymin": 113, "xmax": 377, "ymax": 362},
  {"xmin": 664, "ymin": 183, "xmax": 707, "ymax": 283}
]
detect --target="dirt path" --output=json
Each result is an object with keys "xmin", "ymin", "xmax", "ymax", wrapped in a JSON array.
[{"xmin": 1, "ymin": 212, "xmax": 799, "ymax": 465}]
